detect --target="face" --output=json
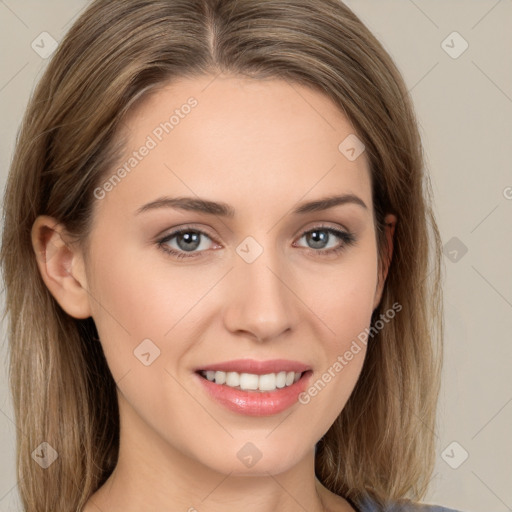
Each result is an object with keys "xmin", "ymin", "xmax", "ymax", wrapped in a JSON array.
[{"xmin": 37, "ymin": 74, "xmax": 395, "ymax": 477}]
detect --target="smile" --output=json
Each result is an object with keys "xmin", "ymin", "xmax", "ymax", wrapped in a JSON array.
[
  {"xmin": 198, "ymin": 370, "xmax": 303, "ymax": 392},
  {"xmin": 194, "ymin": 369, "xmax": 313, "ymax": 416}
]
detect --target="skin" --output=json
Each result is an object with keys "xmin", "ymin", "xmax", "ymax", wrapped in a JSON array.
[{"xmin": 32, "ymin": 74, "xmax": 396, "ymax": 512}]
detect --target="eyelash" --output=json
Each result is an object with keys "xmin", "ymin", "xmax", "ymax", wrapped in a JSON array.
[{"xmin": 157, "ymin": 224, "xmax": 357, "ymax": 260}]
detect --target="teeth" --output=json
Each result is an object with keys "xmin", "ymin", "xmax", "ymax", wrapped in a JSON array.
[
  {"xmin": 214, "ymin": 370, "xmax": 226, "ymax": 384},
  {"xmin": 276, "ymin": 371, "xmax": 287, "ymax": 388},
  {"xmin": 201, "ymin": 370, "xmax": 304, "ymax": 391},
  {"xmin": 258, "ymin": 373, "xmax": 276, "ymax": 391},
  {"xmin": 225, "ymin": 371, "xmax": 240, "ymax": 387}
]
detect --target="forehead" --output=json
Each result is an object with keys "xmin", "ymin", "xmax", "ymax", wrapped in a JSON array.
[{"xmin": 99, "ymin": 74, "xmax": 372, "ymax": 221}]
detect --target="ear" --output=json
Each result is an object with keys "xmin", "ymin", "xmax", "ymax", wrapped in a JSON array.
[
  {"xmin": 31, "ymin": 215, "xmax": 92, "ymax": 319},
  {"xmin": 373, "ymin": 213, "xmax": 397, "ymax": 310}
]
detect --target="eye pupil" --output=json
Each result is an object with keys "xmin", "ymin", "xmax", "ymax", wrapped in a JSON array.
[
  {"xmin": 307, "ymin": 230, "xmax": 329, "ymax": 249},
  {"xmin": 177, "ymin": 231, "xmax": 201, "ymax": 251}
]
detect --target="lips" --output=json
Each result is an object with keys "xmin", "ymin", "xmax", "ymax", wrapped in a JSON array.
[
  {"xmin": 195, "ymin": 358, "xmax": 311, "ymax": 375},
  {"xmin": 194, "ymin": 368, "xmax": 313, "ymax": 416}
]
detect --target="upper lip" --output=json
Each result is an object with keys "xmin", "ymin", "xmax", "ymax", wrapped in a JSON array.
[{"xmin": 196, "ymin": 359, "xmax": 311, "ymax": 375}]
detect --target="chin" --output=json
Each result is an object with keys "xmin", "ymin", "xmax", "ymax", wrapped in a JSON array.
[{"xmin": 192, "ymin": 437, "xmax": 310, "ymax": 477}]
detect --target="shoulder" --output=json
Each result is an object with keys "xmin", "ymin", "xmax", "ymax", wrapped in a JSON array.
[{"xmin": 356, "ymin": 495, "xmax": 464, "ymax": 512}]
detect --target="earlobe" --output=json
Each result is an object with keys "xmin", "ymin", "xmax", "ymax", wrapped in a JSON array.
[
  {"xmin": 373, "ymin": 213, "xmax": 397, "ymax": 310},
  {"xmin": 31, "ymin": 215, "xmax": 92, "ymax": 319}
]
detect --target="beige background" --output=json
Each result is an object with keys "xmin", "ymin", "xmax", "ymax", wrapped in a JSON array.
[{"xmin": 1, "ymin": 1, "xmax": 511, "ymax": 511}]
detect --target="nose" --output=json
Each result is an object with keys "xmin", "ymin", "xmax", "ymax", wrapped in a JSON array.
[{"xmin": 222, "ymin": 245, "xmax": 302, "ymax": 343}]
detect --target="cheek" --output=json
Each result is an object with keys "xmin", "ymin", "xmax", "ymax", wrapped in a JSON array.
[
  {"xmin": 304, "ymin": 254, "xmax": 379, "ymax": 344},
  {"xmin": 296, "ymin": 251, "xmax": 377, "ymax": 412},
  {"xmin": 297, "ymin": 262, "xmax": 377, "ymax": 428},
  {"xmin": 85, "ymin": 237, "xmax": 214, "ymax": 377},
  {"xmin": 84, "ymin": 238, "xmax": 164, "ymax": 374},
  {"xmin": 84, "ymin": 247, "xmax": 195, "ymax": 426}
]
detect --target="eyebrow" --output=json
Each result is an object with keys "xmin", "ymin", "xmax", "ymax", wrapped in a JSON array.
[{"xmin": 135, "ymin": 193, "xmax": 367, "ymax": 217}]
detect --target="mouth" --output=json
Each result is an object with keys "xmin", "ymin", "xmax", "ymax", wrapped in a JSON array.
[
  {"xmin": 196, "ymin": 369, "xmax": 310, "ymax": 393},
  {"xmin": 194, "ymin": 365, "xmax": 313, "ymax": 416}
]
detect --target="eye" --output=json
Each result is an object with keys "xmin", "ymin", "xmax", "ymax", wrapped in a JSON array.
[
  {"xmin": 294, "ymin": 225, "xmax": 357, "ymax": 256},
  {"xmin": 157, "ymin": 227, "xmax": 217, "ymax": 260},
  {"xmin": 157, "ymin": 224, "xmax": 357, "ymax": 260}
]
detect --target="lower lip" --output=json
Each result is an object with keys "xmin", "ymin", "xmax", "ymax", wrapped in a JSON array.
[{"xmin": 194, "ymin": 371, "xmax": 313, "ymax": 416}]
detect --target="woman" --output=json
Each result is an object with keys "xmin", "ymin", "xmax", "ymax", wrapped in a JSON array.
[{"xmin": 0, "ymin": 1, "xmax": 458, "ymax": 511}]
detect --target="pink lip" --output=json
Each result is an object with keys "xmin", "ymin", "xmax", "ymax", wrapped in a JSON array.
[
  {"xmin": 194, "ymin": 369, "xmax": 313, "ymax": 416},
  {"xmin": 195, "ymin": 358, "xmax": 311, "ymax": 375}
]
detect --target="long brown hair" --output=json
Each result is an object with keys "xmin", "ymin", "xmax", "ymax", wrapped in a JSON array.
[{"xmin": 0, "ymin": 1, "xmax": 443, "ymax": 510}]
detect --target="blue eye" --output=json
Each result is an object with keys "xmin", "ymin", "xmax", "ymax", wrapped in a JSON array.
[
  {"xmin": 294, "ymin": 226, "xmax": 357, "ymax": 256},
  {"xmin": 158, "ymin": 228, "xmax": 215, "ymax": 259},
  {"xmin": 157, "ymin": 224, "xmax": 356, "ymax": 260}
]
